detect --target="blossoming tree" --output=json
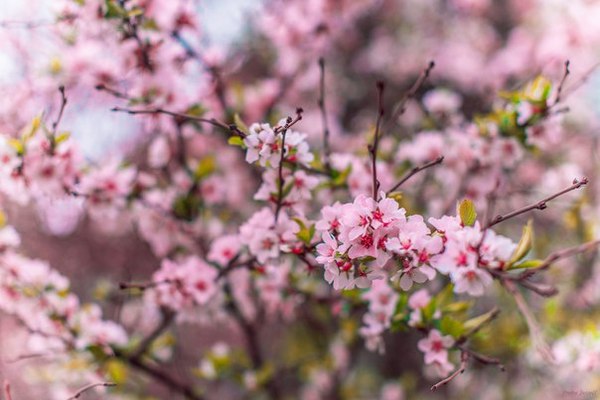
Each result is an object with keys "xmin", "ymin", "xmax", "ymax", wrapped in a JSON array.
[{"xmin": 1, "ymin": 0, "xmax": 600, "ymax": 399}]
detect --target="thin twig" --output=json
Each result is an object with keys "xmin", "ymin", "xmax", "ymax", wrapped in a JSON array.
[
  {"xmin": 486, "ymin": 177, "xmax": 588, "ymax": 228},
  {"xmin": 517, "ymin": 239, "xmax": 600, "ymax": 280},
  {"xmin": 115, "ymin": 349, "xmax": 204, "ymax": 400},
  {"xmin": 457, "ymin": 345, "xmax": 505, "ymax": 371},
  {"xmin": 51, "ymin": 86, "xmax": 67, "ymax": 135},
  {"xmin": 503, "ymin": 280, "xmax": 554, "ymax": 362},
  {"xmin": 318, "ymin": 58, "xmax": 331, "ymax": 171},
  {"xmin": 130, "ymin": 309, "xmax": 175, "ymax": 359},
  {"xmin": 387, "ymin": 156, "xmax": 444, "ymax": 193},
  {"xmin": 368, "ymin": 81, "xmax": 385, "ymax": 199},
  {"xmin": 387, "ymin": 61, "xmax": 435, "ymax": 126},
  {"xmin": 66, "ymin": 382, "xmax": 116, "ymax": 400},
  {"xmin": 95, "ymin": 84, "xmax": 131, "ymax": 100},
  {"xmin": 273, "ymin": 108, "xmax": 304, "ymax": 222},
  {"xmin": 553, "ymin": 60, "xmax": 570, "ymax": 106},
  {"xmin": 111, "ymin": 106, "xmax": 235, "ymax": 132},
  {"xmin": 430, "ymin": 351, "xmax": 469, "ymax": 391}
]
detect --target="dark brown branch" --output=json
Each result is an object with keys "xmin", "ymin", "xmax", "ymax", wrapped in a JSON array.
[
  {"xmin": 387, "ymin": 156, "xmax": 444, "ymax": 193},
  {"xmin": 457, "ymin": 345, "xmax": 504, "ymax": 371},
  {"xmin": 274, "ymin": 128, "xmax": 288, "ymax": 223},
  {"xmin": 95, "ymin": 84, "xmax": 131, "ymax": 100},
  {"xmin": 387, "ymin": 61, "xmax": 435, "ymax": 126},
  {"xmin": 486, "ymin": 177, "xmax": 588, "ymax": 228},
  {"xmin": 66, "ymin": 382, "xmax": 116, "ymax": 400},
  {"xmin": 318, "ymin": 58, "xmax": 331, "ymax": 171},
  {"xmin": 130, "ymin": 309, "xmax": 175, "ymax": 360},
  {"xmin": 51, "ymin": 86, "xmax": 67, "ymax": 135},
  {"xmin": 368, "ymin": 81, "xmax": 385, "ymax": 199},
  {"xmin": 274, "ymin": 108, "xmax": 304, "ymax": 223},
  {"xmin": 111, "ymin": 106, "xmax": 246, "ymax": 137},
  {"xmin": 119, "ymin": 279, "xmax": 172, "ymax": 291},
  {"xmin": 553, "ymin": 60, "xmax": 570, "ymax": 106},
  {"xmin": 115, "ymin": 349, "xmax": 204, "ymax": 400},
  {"xmin": 430, "ymin": 351, "xmax": 469, "ymax": 391}
]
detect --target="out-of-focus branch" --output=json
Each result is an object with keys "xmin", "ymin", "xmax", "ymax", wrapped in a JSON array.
[
  {"xmin": 387, "ymin": 61, "xmax": 435, "ymax": 127},
  {"xmin": 430, "ymin": 351, "xmax": 469, "ymax": 391},
  {"xmin": 51, "ymin": 86, "xmax": 67, "ymax": 136},
  {"xmin": 318, "ymin": 58, "xmax": 331, "ymax": 171},
  {"xmin": 486, "ymin": 177, "xmax": 588, "ymax": 228},
  {"xmin": 368, "ymin": 81, "xmax": 385, "ymax": 199},
  {"xmin": 66, "ymin": 382, "xmax": 116, "ymax": 400},
  {"xmin": 387, "ymin": 156, "xmax": 444, "ymax": 194}
]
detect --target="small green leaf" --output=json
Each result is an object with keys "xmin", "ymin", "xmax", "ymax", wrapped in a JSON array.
[
  {"xmin": 194, "ymin": 156, "xmax": 216, "ymax": 180},
  {"xmin": 440, "ymin": 315, "xmax": 464, "ymax": 338},
  {"xmin": 463, "ymin": 308, "xmax": 498, "ymax": 337},
  {"xmin": 509, "ymin": 220, "xmax": 534, "ymax": 265},
  {"xmin": 105, "ymin": 359, "xmax": 129, "ymax": 384},
  {"xmin": 508, "ymin": 259, "xmax": 544, "ymax": 270},
  {"xmin": 104, "ymin": 0, "xmax": 126, "ymax": 18},
  {"xmin": 442, "ymin": 301, "xmax": 471, "ymax": 313},
  {"xmin": 233, "ymin": 113, "xmax": 249, "ymax": 134},
  {"xmin": 55, "ymin": 131, "xmax": 71, "ymax": 145},
  {"xmin": 458, "ymin": 199, "xmax": 477, "ymax": 226},
  {"xmin": 186, "ymin": 103, "xmax": 206, "ymax": 117},
  {"xmin": 228, "ymin": 136, "xmax": 244, "ymax": 147}
]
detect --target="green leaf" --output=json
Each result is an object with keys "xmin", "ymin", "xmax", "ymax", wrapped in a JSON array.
[
  {"xmin": 458, "ymin": 199, "xmax": 477, "ymax": 226},
  {"xmin": 104, "ymin": 0, "xmax": 126, "ymax": 18},
  {"xmin": 293, "ymin": 217, "xmax": 315, "ymax": 245},
  {"xmin": 440, "ymin": 315, "xmax": 464, "ymax": 338},
  {"xmin": 463, "ymin": 308, "xmax": 498, "ymax": 337},
  {"xmin": 422, "ymin": 298, "xmax": 438, "ymax": 323},
  {"xmin": 442, "ymin": 301, "xmax": 471, "ymax": 313},
  {"xmin": 509, "ymin": 220, "xmax": 534, "ymax": 265},
  {"xmin": 105, "ymin": 359, "xmax": 129, "ymax": 384},
  {"xmin": 228, "ymin": 136, "xmax": 245, "ymax": 147},
  {"xmin": 55, "ymin": 131, "xmax": 71, "ymax": 145},
  {"xmin": 331, "ymin": 165, "xmax": 352, "ymax": 187},
  {"xmin": 186, "ymin": 103, "xmax": 206, "ymax": 117},
  {"xmin": 233, "ymin": 113, "xmax": 249, "ymax": 134},
  {"xmin": 508, "ymin": 259, "xmax": 544, "ymax": 270},
  {"xmin": 194, "ymin": 156, "xmax": 216, "ymax": 180}
]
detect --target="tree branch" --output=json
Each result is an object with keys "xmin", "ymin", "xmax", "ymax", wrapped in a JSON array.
[
  {"xmin": 486, "ymin": 177, "xmax": 588, "ymax": 228},
  {"xmin": 430, "ymin": 351, "xmax": 469, "ymax": 391},
  {"xmin": 66, "ymin": 382, "xmax": 116, "ymax": 400},
  {"xmin": 387, "ymin": 156, "xmax": 444, "ymax": 193},
  {"xmin": 368, "ymin": 81, "xmax": 385, "ymax": 200},
  {"xmin": 318, "ymin": 58, "xmax": 331, "ymax": 171}
]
